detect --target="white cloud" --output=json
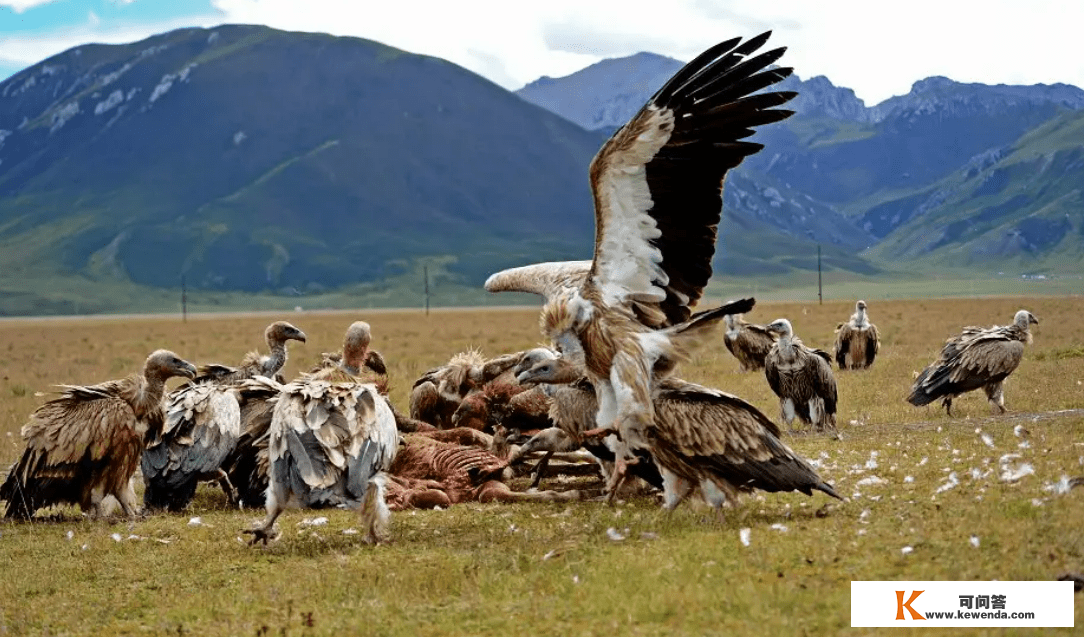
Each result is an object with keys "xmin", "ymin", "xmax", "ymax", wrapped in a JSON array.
[
  {"xmin": 1, "ymin": 0, "xmax": 1081, "ymax": 105},
  {"xmin": 0, "ymin": 0, "xmax": 58, "ymax": 13}
]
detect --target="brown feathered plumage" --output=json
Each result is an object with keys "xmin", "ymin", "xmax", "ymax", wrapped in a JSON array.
[
  {"xmin": 764, "ymin": 319, "xmax": 839, "ymax": 437},
  {"xmin": 485, "ymin": 32, "xmax": 794, "ymax": 494},
  {"xmin": 517, "ymin": 354, "xmax": 838, "ymax": 507},
  {"xmin": 908, "ymin": 309, "xmax": 1038, "ymax": 415},
  {"xmin": 834, "ymin": 301, "xmax": 880, "ymax": 370},
  {"xmin": 1, "ymin": 350, "xmax": 196, "ymax": 519},
  {"xmin": 724, "ymin": 313, "xmax": 776, "ymax": 372}
]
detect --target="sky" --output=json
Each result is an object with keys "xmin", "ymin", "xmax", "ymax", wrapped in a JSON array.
[{"xmin": 1, "ymin": 0, "xmax": 1082, "ymax": 106}]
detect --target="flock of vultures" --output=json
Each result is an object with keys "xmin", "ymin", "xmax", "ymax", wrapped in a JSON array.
[{"xmin": 0, "ymin": 32, "xmax": 1044, "ymax": 545}]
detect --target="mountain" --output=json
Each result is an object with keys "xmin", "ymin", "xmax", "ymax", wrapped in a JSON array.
[
  {"xmin": 0, "ymin": 24, "xmax": 607, "ymax": 298},
  {"xmin": 517, "ymin": 52, "xmax": 1084, "ymax": 273}
]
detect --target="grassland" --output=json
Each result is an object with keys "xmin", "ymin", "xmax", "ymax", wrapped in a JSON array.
[{"xmin": 1, "ymin": 296, "xmax": 1082, "ymax": 635}]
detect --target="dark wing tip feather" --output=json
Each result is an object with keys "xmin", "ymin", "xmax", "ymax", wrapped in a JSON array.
[{"xmin": 652, "ymin": 35, "xmax": 746, "ymax": 103}]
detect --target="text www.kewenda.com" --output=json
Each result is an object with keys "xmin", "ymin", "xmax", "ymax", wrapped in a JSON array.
[{"xmin": 923, "ymin": 611, "xmax": 1037, "ymax": 620}]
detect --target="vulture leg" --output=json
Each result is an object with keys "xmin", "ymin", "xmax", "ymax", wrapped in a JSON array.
[
  {"xmin": 245, "ymin": 491, "xmax": 284, "ymax": 545},
  {"xmin": 660, "ymin": 467, "xmax": 693, "ymax": 511},
  {"xmin": 985, "ymin": 382, "xmax": 1006, "ymax": 414},
  {"xmin": 528, "ymin": 450, "xmax": 556, "ymax": 489},
  {"xmin": 605, "ymin": 456, "xmax": 634, "ymax": 504},
  {"xmin": 114, "ymin": 481, "xmax": 141, "ymax": 519},
  {"xmin": 808, "ymin": 399, "xmax": 823, "ymax": 433},
  {"xmin": 942, "ymin": 396, "xmax": 954, "ymax": 417},
  {"xmin": 780, "ymin": 399, "xmax": 796, "ymax": 430},
  {"xmin": 214, "ymin": 469, "xmax": 239, "ymax": 508}
]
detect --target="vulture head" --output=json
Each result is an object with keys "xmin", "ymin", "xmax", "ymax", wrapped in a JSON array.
[
  {"xmin": 856, "ymin": 300, "xmax": 867, "ymax": 312},
  {"xmin": 765, "ymin": 318, "xmax": 794, "ymax": 339},
  {"xmin": 516, "ymin": 354, "xmax": 581, "ymax": 386},
  {"xmin": 341, "ymin": 321, "xmax": 373, "ymax": 372},
  {"xmin": 1013, "ymin": 310, "xmax": 1039, "ymax": 329},
  {"xmin": 144, "ymin": 349, "xmax": 197, "ymax": 381},
  {"xmin": 265, "ymin": 321, "xmax": 307, "ymax": 346},
  {"xmin": 512, "ymin": 347, "xmax": 559, "ymax": 378}
]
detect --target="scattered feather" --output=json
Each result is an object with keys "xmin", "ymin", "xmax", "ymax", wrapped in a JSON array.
[
  {"xmin": 770, "ymin": 523, "xmax": 788, "ymax": 533},
  {"xmin": 935, "ymin": 472, "xmax": 960, "ymax": 494},
  {"xmin": 1031, "ymin": 498, "xmax": 1045, "ymax": 507},
  {"xmin": 342, "ymin": 528, "xmax": 359, "ymax": 536},
  {"xmin": 299, "ymin": 517, "xmax": 328, "ymax": 527},
  {"xmin": 110, "ymin": 533, "xmax": 122, "ymax": 542},
  {"xmin": 739, "ymin": 528, "xmax": 751, "ymax": 547},
  {"xmin": 1044, "ymin": 476, "xmax": 1074, "ymax": 495},
  {"xmin": 1000, "ymin": 462, "xmax": 1035, "ymax": 483},
  {"xmin": 1014, "ymin": 425, "xmax": 1027, "ymax": 438},
  {"xmin": 606, "ymin": 527, "xmax": 626, "ymax": 542},
  {"xmin": 980, "ymin": 433, "xmax": 995, "ymax": 448},
  {"xmin": 903, "ymin": 475, "xmax": 915, "ymax": 483},
  {"xmin": 856, "ymin": 476, "xmax": 887, "ymax": 487},
  {"xmin": 1018, "ymin": 440, "xmax": 1031, "ymax": 449},
  {"xmin": 901, "ymin": 546, "xmax": 914, "ymax": 555},
  {"xmin": 970, "ymin": 536, "xmax": 980, "ymax": 548},
  {"xmin": 187, "ymin": 517, "xmax": 202, "ymax": 527},
  {"xmin": 65, "ymin": 530, "xmax": 74, "ymax": 541},
  {"xmin": 918, "ymin": 457, "xmax": 929, "ymax": 467}
]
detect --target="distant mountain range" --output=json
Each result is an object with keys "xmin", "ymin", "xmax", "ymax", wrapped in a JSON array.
[
  {"xmin": 517, "ymin": 54, "xmax": 1084, "ymax": 273},
  {"xmin": 1, "ymin": 26, "xmax": 1081, "ymax": 315}
]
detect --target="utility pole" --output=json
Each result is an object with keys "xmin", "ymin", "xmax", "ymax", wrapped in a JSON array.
[
  {"xmin": 817, "ymin": 244, "xmax": 823, "ymax": 305},
  {"xmin": 181, "ymin": 275, "xmax": 188, "ymax": 322},
  {"xmin": 423, "ymin": 265, "xmax": 430, "ymax": 316}
]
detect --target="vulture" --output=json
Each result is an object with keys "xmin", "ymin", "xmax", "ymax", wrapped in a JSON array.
[
  {"xmin": 245, "ymin": 322, "xmax": 398, "ymax": 545},
  {"xmin": 517, "ymin": 353, "xmax": 839, "ymax": 509},
  {"xmin": 484, "ymin": 32, "xmax": 795, "ymax": 494},
  {"xmin": 907, "ymin": 309, "xmax": 1039, "ymax": 415},
  {"xmin": 409, "ymin": 349, "xmax": 523, "ymax": 429},
  {"xmin": 1, "ymin": 350, "xmax": 196, "ymax": 519},
  {"xmin": 141, "ymin": 321, "xmax": 307, "ymax": 511},
  {"xmin": 723, "ymin": 313, "xmax": 776, "ymax": 372},
  {"xmin": 833, "ymin": 300, "xmax": 880, "ymax": 370},
  {"xmin": 764, "ymin": 319, "xmax": 839, "ymax": 437}
]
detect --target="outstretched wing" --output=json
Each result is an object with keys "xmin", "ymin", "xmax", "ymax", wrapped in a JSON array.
[
  {"xmin": 583, "ymin": 32, "xmax": 794, "ymax": 328},
  {"xmin": 484, "ymin": 261, "xmax": 592, "ymax": 300}
]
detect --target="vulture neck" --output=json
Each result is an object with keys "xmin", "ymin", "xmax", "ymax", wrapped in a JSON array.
[
  {"xmin": 133, "ymin": 369, "xmax": 169, "ymax": 420},
  {"xmin": 853, "ymin": 308, "xmax": 868, "ymax": 328},
  {"xmin": 261, "ymin": 339, "xmax": 289, "ymax": 377},
  {"xmin": 341, "ymin": 347, "xmax": 368, "ymax": 376}
]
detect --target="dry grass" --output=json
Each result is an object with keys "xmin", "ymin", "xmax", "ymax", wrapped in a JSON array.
[{"xmin": 0, "ymin": 297, "xmax": 1082, "ymax": 635}]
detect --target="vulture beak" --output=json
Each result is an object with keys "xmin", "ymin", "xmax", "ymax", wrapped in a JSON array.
[
  {"xmin": 1029, "ymin": 314, "xmax": 1039, "ymax": 325},
  {"xmin": 178, "ymin": 360, "xmax": 198, "ymax": 379},
  {"xmin": 294, "ymin": 330, "xmax": 308, "ymax": 343}
]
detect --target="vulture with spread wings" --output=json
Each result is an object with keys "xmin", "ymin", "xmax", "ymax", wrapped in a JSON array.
[{"xmin": 485, "ymin": 32, "xmax": 795, "ymax": 491}]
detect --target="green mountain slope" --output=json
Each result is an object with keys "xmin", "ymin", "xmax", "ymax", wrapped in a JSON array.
[
  {"xmin": 0, "ymin": 25, "xmax": 604, "ymax": 297},
  {"xmin": 863, "ymin": 110, "xmax": 1084, "ymax": 273}
]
